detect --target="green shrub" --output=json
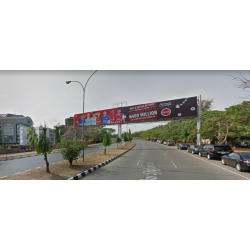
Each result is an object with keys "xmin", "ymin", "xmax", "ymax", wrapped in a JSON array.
[{"xmin": 59, "ymin": 138, "xmax": 88, "ymax": 166}]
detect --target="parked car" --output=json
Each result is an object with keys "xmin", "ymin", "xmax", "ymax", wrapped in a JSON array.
[
  {"xmin": 163, "ymin": 141, "xmax": 171, "ymax": 145},
  {"xmin": 177, "ymin": 143, "xmax": 190, "ymax": 150},
  {"xmin": 158, "ymin": 140, "xmax": 163, "ymax": 144},
  {"xmin": 167, "ymin": 142, "xmax": 174, "ymax": 146},
  {"xmin": 221, "ymin": 152, "xmax": 250, "ymax": 172},
  {"xmin": 187, "ymin": 145, "xmax": 203, "ymax": 154},
  {"xmin": 198, "ymin": 144, "xmax": 233, "ymax": 160}
]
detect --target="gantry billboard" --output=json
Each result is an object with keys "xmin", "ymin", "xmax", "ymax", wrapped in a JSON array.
[{"xmin": 74, "ymin": 96, "xmax": 198, "ymax": 127}]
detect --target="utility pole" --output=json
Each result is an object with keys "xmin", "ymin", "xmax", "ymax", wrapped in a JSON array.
[{"xmin": 197, "ymin": 95, "xmax": 202, "ymax": 145}]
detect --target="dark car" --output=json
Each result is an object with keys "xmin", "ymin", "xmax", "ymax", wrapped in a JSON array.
[
  {"xmin": 167, "ymin": 142, "xmax": 174, "ymax": 146},
  {"xmin": 187, "ymin": 145, "xmax": 203, "ymax": 154},
  {"xmin": 177, "ymin": 143, "xmax": 190, "ymax": 150},
  {"xmin": 198, "ymin": 144, "xmax": 233, "ymax": 160},
  {"xmin": 221, "ymin": 152, "xmax": 250, "ymax": 172}
]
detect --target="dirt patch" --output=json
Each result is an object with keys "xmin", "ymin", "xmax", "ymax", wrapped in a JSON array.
[{"xmin": 0, "ymin": 142, "xmax": 135, "ymax": 180}]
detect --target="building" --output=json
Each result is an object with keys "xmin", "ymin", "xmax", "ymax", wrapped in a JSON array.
[
  {"xmin": 57, "ymin": 124, "xmax": 67, "ymax": 134},
  {"xmin": 0, "ymin": 114, "xmax": 33, "ymax": 145},
  {"xmin": 20, "ymin": 125, "xmax": 30, "ymax": 145},
  {"xmin": 35, "ymin": 126, "xmax": 56, "ymax": 144},
  {"xmin": 65, "ymin": 116, "xmax": 74, "ymax": 129}
]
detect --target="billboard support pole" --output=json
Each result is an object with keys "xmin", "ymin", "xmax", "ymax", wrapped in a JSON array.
[
  {"xmin": 197, "ymin": 95, "xmax": 202, "ymax": 145},
  {"xmin": 118, "ymin": 124, "xmax": 122, "ymax": 149}
]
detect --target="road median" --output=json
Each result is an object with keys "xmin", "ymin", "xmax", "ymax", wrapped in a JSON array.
[{"xmin": 0, "ymin": 141, "xmax": 136, "ymax": 180}]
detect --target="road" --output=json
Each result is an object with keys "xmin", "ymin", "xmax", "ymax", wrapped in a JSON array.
[
  {"xmin": 83, "ymin": 139, "xmax": 250, "ymax": 180},
  {"xmin": 0, "ymin": 143, "xmax": 121, "ymax": 178}
]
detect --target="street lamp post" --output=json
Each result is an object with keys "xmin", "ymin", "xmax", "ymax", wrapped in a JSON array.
[{"xmin": 66, "ymin": 70, "xmax": 98, "ymax": 161}]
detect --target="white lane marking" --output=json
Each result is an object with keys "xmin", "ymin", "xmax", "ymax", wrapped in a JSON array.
[
  {"xmin": 142, "ymin": 162, "xmax": 162, "ymax": 179},
  {"xmin": 137, "ymin": 160, "xmax": 140, "ymax": 165},
  {"xmin": 142, "ymin": 152, "xmax": 144, "ymax": 155},
  {"xmin": 171, "ymin": 161, "xmax": 178, "ymax": 168},
  {"xmin": 179, "ymin": 150, "xmax": 250, "ymax": 180},
  {"xmin": 163, "ymin": 153, "xmax": 166, "ymax": 156}
]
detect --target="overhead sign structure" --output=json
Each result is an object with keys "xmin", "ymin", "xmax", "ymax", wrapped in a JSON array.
[{"xmin": 74, "ymin": 96, "xmax": 198, "ymax": 127}]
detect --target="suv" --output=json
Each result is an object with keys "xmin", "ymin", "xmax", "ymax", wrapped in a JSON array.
[{"xmin": 198, "ymin": 145, "xmax": 233, "ymax": 160}]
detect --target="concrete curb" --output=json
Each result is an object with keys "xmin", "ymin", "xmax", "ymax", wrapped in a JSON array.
[{"xmin": 68, "ymin": 143, "xmax": 136, "ymax": 180}]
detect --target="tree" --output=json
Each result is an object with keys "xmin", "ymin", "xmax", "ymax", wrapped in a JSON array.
[
  {"xmin": 140, "ymin": 130, "xmax": 151, "ymax": 139},
  {"xmin": 128, "ymin": 129, "xmax": 133, "ymax": 142},
  {"xmin": 201, "ymin": 98, "xmax": 213, "ymax": 112},
  {"xmin": 232, "ymin": 74, "xmax": 250, "ymax": 91},
  {"xmin": 150, "ymin": 131, "xmax": 162, "ymax": 140},
  {"xmin": 200, "ymin": 102, "xmax": 250, "ymax": 145},
  {"xmin": 54, "ymin": 126, "xmax": 61, "ymax": 144},
  {"xmin": 102, "ymin": 133, "xmax": 112, "ymax": 154},
  {"xmin": 27, "ymin": 126, "xmax": 52, "ymax": 173},
  {"xmin": 123, "ymin": 132, "xmax": 128, "ymax": 142},
  {"xmin": 58, "ymin": 137, "xmax": 88, "ymax": 166},
  {"xmin": 115, "ymin": 136, "xmax": 122, "ymax": 148}
]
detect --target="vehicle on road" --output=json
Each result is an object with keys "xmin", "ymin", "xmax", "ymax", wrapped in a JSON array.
[
  {"xmin": 177, "ymin": 143, "xmax": 190, "ymax": 150},
  {"xmin": 167, "ymin": 142, "xmax": 174, "ymax": 146},
  {"xmin": 198, "ymin": 145, "xmax": 233, "ymax": 160},
  {"xmin": 187, "ymin": 145, "xmax": 203, "ymax": 154},
  {"xmin": 163, "ymin": 141, "xmax": 171, "ymax": 145},
  {"xmin": 221, "ymin": 152, "xmax": 250, "ymax": 172}
]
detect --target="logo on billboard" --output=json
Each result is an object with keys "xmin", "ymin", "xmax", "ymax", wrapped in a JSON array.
[
  {"xmin": 161, "ymin": 108, "xmax": 171, "ymax": 116},
  {"xmin": 159, "ymin": 102, "xmax": 172, "ymax": 108},
  {"xmin": 191, "ymin": 107, "xmax": 196, "ymax": 111}
]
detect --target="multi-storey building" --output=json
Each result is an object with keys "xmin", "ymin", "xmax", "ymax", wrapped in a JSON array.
[
  {"xmin": 20, "ymin": 125, "xmax": 30, "ymax": 145},
  {"xmin": 0, "ymin": 114, "xmax": 33, "ymax": 145},
  {"xmin": 35, "ymin": 126, "xmax": 56, "ymax": 144},
  {"xmin": 65, "ymin": 117, "xmax": 74, "ymax": 129}
]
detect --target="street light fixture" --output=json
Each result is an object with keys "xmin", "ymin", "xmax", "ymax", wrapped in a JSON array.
[{"xmin": 66, "ymin": 70, "xmax": 98, "ymax": 161}]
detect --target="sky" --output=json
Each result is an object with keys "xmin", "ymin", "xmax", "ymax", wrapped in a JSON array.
[{"xmin": 0, "ymin": 70, "xmax": 249, "ymax": 133}]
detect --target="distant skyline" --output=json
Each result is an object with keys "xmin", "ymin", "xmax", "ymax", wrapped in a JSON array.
[{"xmin": 0, "ymin": 70, "xmax": 249, "ymax": 133}]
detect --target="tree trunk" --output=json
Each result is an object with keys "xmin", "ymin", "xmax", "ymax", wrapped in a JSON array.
[
  {"xmin": 69, "ymin": 159, "xmax": 73, "ymax": 166},
  {"xmin": 104, "ymin": 147, "xmax": 106, "ymax": 154},
  {"xmin": 44, "ymin": 153, "xmax": 50, "ymax": 173}
]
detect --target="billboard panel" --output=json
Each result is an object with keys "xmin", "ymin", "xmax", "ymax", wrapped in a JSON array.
[
  {"xmin": 74, "ymin": 107, "xmax": 128, "ymax": 127},
  {"xmin": 74, "ymin": 96, "xmax": 197, "ymax": 127}
]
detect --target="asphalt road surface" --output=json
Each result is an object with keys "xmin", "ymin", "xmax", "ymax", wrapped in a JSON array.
[
  {"xmin": 83, "ymin": 139, "xmax": 250, "ymax": 180},
  {"xmin": 0, "ymin": 143, "xmax": 121, "ymax": 178}
]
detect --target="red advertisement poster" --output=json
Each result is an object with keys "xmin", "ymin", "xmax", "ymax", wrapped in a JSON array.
[{"xmin": 74, "ymin": 107, "xmax": 127, "ymax": 127}]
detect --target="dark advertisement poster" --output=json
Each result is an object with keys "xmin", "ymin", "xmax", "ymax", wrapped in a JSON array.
[{"xmin": 75, "ymin": 96, "xmax": 197, "ymax": 127}]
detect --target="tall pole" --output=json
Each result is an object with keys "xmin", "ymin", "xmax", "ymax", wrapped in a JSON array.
[
  {"xmin": 197, "ymin": 95, "xmax": 202, "ymax": 145},
  {"xmin": 66, "ymin": 70, "xmax": 98, "ymax": 162},
  {"xmin": 82, "ymin": 87, "xmax": 85, "ymax": 161},
  {"xmin": 118, "ymin": 124, "xmax": 122, "ymax": 149}
]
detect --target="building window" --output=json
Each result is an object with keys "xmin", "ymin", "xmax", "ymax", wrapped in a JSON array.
[{"xmin": 4, "ymin": 124, "xmax": 14, "ymax": 143}]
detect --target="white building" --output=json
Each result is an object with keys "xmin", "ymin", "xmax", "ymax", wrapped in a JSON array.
[
  {"xmin": 35, "ymin": 126, "xmax": 56, "ymax": 144},
  {"xmin": 19, "ymin": 125, "xmax": 30, "ymax": 145}
]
